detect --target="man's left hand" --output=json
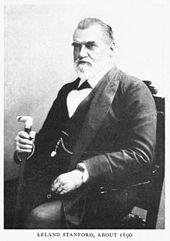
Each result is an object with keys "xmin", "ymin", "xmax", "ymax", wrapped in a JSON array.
[{"xmin": 51, "ymin": 170, "xmax": 83, "ymax": 195}]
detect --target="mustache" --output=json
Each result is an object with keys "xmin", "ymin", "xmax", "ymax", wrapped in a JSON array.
[{"xmin": 75, "ymin": 58, "xmax": 92, "ymax": 66}]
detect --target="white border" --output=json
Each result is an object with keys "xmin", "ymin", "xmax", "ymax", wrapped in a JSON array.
[{"xmin": 1, "ymin": 0, "xmax": 169, "ymax": 240}]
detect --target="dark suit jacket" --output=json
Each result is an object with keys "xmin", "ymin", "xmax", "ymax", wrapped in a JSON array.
[{"xmin": 23, "ymin": 65, "xmax": 157, "ymax": 228}]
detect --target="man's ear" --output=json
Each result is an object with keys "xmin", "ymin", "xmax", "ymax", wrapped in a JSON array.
[{"xmin": 109, "ymin": 42, "xmax": 115, "ymax": 57}]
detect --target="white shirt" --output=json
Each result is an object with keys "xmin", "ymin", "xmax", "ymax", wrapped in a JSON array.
[{"xmin": 67, "ymin": 64, "xmax": 113, "ymax": 118}]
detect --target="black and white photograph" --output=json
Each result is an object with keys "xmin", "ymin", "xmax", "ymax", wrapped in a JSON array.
[{"xmin": 2, "ymin": 0, "xmax": 168, "ymax": 240}]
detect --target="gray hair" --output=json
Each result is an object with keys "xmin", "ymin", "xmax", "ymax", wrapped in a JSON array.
[{"xmin": 75, "ymin": 18, "xmax": 115, "ymax": 45}]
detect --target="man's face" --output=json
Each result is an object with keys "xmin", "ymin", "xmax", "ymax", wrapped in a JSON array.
[{"xmin": 73, "ymin": 25, "xmax": 113, "ymax": 80}]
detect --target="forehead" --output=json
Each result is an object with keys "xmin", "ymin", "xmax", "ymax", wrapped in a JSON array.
[{"xmin": 73, "ymin": 25, "xmax": 105, "ymax": 43}]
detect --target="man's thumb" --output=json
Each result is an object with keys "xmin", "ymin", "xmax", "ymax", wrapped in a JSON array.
[{"xmin": 29, "ymin": 130, "xmax": 36, "ymax": 140}]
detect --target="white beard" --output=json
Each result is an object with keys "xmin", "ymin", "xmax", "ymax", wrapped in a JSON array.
[{"xmin": 74, "ymin": 61, "xmax": 101, "ymax": 80}]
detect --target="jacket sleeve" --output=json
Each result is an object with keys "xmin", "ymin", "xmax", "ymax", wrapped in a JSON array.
[{"xmin": 83, "ymin": 81, "xmax": 157, "ymax": 186}]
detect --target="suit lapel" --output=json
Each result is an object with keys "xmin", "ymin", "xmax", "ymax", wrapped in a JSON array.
[{"xmin": 68, "ymin": 66, "xmax": 121, "ymax": 170}]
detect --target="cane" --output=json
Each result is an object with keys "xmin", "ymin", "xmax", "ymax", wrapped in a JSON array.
[{"xmin": 13, "ymin": 116, "xmax": 33, "ymax": 228}]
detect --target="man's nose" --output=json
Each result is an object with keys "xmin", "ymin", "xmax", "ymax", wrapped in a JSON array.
[{"xmin": 79, "ymin": 45, "xmax": 88, "ymax": 57}]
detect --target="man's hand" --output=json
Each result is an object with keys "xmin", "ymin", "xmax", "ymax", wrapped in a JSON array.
[
  {"xmin": 51, "ymin": 170, "xmax": 83, "ymax": 195},
  {"xmin": 15, "ymin": 130, "xmax": 36, "ymax": 161}
]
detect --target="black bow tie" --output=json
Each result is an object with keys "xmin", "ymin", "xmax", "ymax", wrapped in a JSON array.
[{"xmin": 77, "ymin": 80, "xmax": 92, "ymax": 90}]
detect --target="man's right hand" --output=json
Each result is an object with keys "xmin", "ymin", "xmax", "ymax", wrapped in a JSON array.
[{"xmin": 15, "ymin": 131, "xmax": 36, "ymax": 161}]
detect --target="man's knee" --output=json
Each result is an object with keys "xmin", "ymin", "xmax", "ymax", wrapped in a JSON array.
[
  {"xmin": 24, "ymin": 201, "xmax": 64, "ymax": 229},
  {"xmin": 24, "ymin": 207, "xmax": 46, "ymax": 229}
]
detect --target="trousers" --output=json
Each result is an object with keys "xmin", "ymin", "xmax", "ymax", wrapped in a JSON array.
[
  {"xmin": 24, "ymin": 187, "xmax": 137, "ymax": 229},
  {"xmin": 24, "ymin": 200, "xmax": 65, "ymax": 229}
]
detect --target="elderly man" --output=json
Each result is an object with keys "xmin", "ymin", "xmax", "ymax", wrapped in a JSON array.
[{"xmin": 15, "ymin": 18, "xmax": 157, "ymax": 229}]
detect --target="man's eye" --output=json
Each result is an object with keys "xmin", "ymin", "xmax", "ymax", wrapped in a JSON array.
[
  {"xmin": 72, "ymin": 43, "xmax": 81, "ymax": 49},
  {"xmin": 86, "ymin": 44, "xmax": 95, "ymax": 50}
]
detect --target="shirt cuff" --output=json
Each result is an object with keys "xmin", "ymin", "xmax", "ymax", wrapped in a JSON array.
[{"xmin": 76, "ymin": 163, "xmax": 89, "ymax": 183}]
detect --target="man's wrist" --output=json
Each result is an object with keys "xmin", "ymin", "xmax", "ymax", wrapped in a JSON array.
[
  {"xmin": 76, "ymin": 163, "xmax": 85, "ymax": 172},
  {"xmin": 76, "ymin": 163, "xmax": 89, "ymax": 183}
]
